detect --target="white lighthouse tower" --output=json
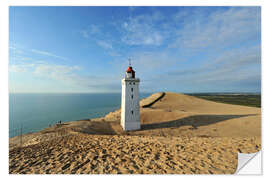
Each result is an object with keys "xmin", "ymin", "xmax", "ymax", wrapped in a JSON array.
[{"xmin": 121, "ymin": 62, "xmax": 140, "ymax": 131}]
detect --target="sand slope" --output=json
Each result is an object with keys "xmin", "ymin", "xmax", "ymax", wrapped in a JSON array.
[
  {"xmin": 106, "ymin": 92, "xmax": 261, "ymax": 138},
  {"xmin": 9, "ymin": 92, "xmax": 261, "ymax": 174}
]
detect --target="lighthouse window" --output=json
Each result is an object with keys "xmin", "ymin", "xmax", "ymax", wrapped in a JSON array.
[
  {"xmin": 133, "ymin": 82, "xmax": 135, "ymax": 85},
  {"xmin": 131, "ymin": 95, "xmax": 133, "ymax": 99},
  {"xmin": 131, "ymin": 88, "xmax": 133, "ymax": 92},
  {"xmin": 129, "ymin": 82, "xmax": 131, "ymax": 85},
  {"xmin": 131, "ymin": 110, "xmax": 133, "ymax": 114}
]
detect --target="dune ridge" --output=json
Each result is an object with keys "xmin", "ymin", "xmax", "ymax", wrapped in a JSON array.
[{"xmin": 9, "ymin": 92, "xmax": 261, "ymax": 174}]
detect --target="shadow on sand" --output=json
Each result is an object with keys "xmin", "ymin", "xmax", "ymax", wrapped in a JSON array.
[
  {"xmin": 142, "ymin": 92, "xmax": 165, "ymax": 108},
  {"xmin": 141, "ymin": 114, "xmax": 258, "ymax": 130},
  {"xmin": 76, "ymin": 121, "xmax": 116, "ymax": 135},
  {"xmin": 74, "ymin": 114, "xmax": 258, "ymax": 135}
]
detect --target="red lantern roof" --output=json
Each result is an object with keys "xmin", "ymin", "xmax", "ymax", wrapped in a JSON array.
[
  {"xmin": 126, "ymin": 66, "xmax": 135, "ymax": 78},
  {"xmin": 126, "ymin": 66, "xmax": 134, "ymax": 73}
]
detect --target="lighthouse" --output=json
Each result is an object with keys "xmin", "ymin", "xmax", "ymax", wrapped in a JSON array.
[{"xmin": 121, "ymin": 62, "xmax": 140, "ymax": 131}]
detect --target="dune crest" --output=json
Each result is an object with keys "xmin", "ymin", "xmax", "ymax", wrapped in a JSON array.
[
  {"xmin": 104, "ymin": 92, "xmax": 261, "ymax": 138},
  {"xmin": 9, "ymin": 92, "xmax": 261, "ymax": 174}
]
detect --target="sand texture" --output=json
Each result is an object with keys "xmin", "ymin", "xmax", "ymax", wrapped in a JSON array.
[{"xmin": 9, "ymin": 92, "xmax": 261, "ymax": 174}]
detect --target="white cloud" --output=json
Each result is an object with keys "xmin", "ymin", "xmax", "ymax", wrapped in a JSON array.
[
  {"xmin": 35, "ymin": 64, "xmax": 120, "ymax": 91},
  {"xmin": 10, "ymin": 55, "xmax": 33, "ymax": 62},
  {"xmin": 34, "ymin": 64, "xmax": 80, "ymax": 76},
  {"xmin": 108, "ymin": 51, "xmax": 121, "ymax": 57},
  {"xmin": 170, "ymin": 7, "xmax": 261, "ymax": 50},
  {"xmin": 9, "ymin": 46, "xmax": 24, "ymax": 55},
  {"xmin": 9, "ymin": 61, "xmax": 121, "ymax": 92},
  {"xmin": 80, "ymin": 25, "xmax": 116, "ymax": 52},
  {"xmin": 97, "ymin": 40, "xmax": 113, "ymax": 49},
  {"xmin": 9, "ymin": 64, "xmax": 35, "ymax": 73},
  {"xmin": 120, "ymin": 12, "xmax": 165, "ymax": 46},
  {"xmin": 80, "ymin": 24, "xmax": 101, "ymax": 38},
  {"xmin": 162, "ymin": 45, "xmax": 261, "ymax": 88},
  {"xmin": 31, "ymin": 49, "xmax": 68, "ymax": 60},
  {"xmin": 9, "ymin": 7, "xmax": 261, "ymax": 93},
  {"xmin": 132, "ymin": 51, "xmax": 180, "ymax": 71},
  {"xmin": 9, "ymin": 65, "xmax": 27, "ymax": 73}
]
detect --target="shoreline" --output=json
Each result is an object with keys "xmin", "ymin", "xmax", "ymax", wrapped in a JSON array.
[
  {"xmin": 9, "ymin": 92, "xmax": 261, "ymax": 174},
  {"xmin": 9, "ymin": 92, "xmax": 166, "ymax": 140},
  {"xmin": 9, "ymin": 91, "xmax": 261, "ymax": 148},
  {"xmin": 9, "ymin": 92, "xmax": 156, "ymax": 138}
]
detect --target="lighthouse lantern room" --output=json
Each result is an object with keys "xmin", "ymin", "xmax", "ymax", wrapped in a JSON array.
[{"xmin": 121, "ymin": 61, "xmax": 140, "ymax": 131}]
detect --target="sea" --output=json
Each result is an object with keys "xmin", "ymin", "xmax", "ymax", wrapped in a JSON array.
[{"xmin": 9, "ymin": 93, "xmax": 151, "ymax": 138}]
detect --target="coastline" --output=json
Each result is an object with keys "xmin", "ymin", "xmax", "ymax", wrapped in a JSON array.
[
  {"xmin": 9, "ymin": 92, "xmax": 153, "ymax": 138},
  {"xmin": 9, "ymin": 92, "xmax": 165, "ymax": 141},
  {"xmin": 9, "ymin": 92, "xmax": 261, "ymax": 174}
]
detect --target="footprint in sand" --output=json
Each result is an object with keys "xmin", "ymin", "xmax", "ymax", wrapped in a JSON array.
[{"xmin": 61, "ymin": 163, "xmax": 71, "ymax": 171}]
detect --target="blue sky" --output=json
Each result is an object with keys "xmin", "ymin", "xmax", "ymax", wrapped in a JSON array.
[{"xmin": 9, "ymin": 6, "xmax": 261, "ymax": 93}]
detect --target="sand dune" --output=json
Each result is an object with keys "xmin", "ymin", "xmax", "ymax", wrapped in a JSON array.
[
  {"xmin": 9, "ymin": 92, "xmax": 261, "ymax": 174},
  {"xmin": 107, "ymin": 92, "xmax": 261, "ymax": 138}
]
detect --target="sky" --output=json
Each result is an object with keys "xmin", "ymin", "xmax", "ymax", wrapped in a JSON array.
[{"xmin": 9, "ymin": 6, "xmax": 261, "ymax": 93}]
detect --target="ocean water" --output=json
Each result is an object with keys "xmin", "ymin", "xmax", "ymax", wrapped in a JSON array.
[{"xmin": 9, "ymin": 93, "xmax": 151, "ymax": 137}]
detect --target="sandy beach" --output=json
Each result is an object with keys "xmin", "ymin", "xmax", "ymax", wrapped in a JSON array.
[{"xmin": 9, "ymin": 92, "xmax": 261, "ymax": 174}]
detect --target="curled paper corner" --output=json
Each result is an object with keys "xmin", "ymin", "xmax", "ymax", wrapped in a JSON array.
[{"xmin": 235, "ymin": 151, "xmax": 262, "ymax": 175}]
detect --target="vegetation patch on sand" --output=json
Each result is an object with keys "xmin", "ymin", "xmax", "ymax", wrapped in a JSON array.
[
  {"xmin": 9, "ymin": 92, "xmax": 261, "ymax": 174},
  {"xmin": 188, "ymin": 93, "xmax": 261, "ymax": 108}
]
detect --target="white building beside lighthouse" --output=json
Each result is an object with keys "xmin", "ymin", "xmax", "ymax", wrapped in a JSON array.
[{"xmin": 121, "ymin": 65, "xmax": 140, "ymax": 131}]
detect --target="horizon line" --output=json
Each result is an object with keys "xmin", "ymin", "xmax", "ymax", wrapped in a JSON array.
[{"xmin": 8, "ymin": 91, "xmax": 261, "ymax": 94}]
